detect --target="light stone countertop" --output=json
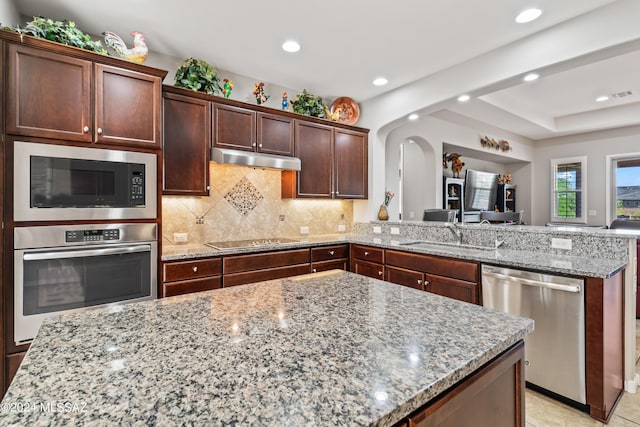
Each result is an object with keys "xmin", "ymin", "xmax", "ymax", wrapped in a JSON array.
[
  {"xmin": 162, "ymin": 233, "xmax": 626, "ymax": 279},
  {"xmin": 0, "ymin": 270, "xmax": 533, "ymax": 426}
]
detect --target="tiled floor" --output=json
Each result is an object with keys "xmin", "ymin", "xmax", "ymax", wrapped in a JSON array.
[{"xmin": 526, "ymin": 319, "xmax": 640, "ymax": 426}]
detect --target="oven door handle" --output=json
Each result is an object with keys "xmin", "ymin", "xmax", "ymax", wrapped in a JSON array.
[{"xmin": 23, "ymin": 245, "xmax": 152, "ymax": 261}]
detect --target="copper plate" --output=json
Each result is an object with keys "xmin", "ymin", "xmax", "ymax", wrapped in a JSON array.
[{"xmin": 330, "ymin": 97, "xmax": 360, "ymax": 125}]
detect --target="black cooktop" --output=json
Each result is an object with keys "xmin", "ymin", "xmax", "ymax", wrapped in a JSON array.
[{"xmin": 205, "ymin": 238, "xmax": 300, "ymax": 250}]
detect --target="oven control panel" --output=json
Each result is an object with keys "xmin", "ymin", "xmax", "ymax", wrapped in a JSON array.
[{"xmin": 65, "ymin": 229, "xmax": 120, "ymax": 243}]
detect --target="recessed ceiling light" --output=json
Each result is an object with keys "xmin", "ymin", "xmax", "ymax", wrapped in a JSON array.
[
  {"xmin": 515, "ymin": 8, "xmax": 542, "ymax": 23},
  {"xmin": 282, "ymin": 40, "xmax": 301, "ymax": 53},
  {"xmin": 523, "ymin": 73, "xmax": 539, "ymax": 82},
  {"xmin": 408, "ymin": 113, "xmax": 419, "ymax": 120},
  {"xmin": 373, "ymin": 77, "xmax": 388, "ymax": 86},
  {"xmin": 457, "ymin": 94, "xmax": 470, "ymax": 102},
  {"xmin": 596, "ymin": 96, "xmax": 609, "ymax": 102}
]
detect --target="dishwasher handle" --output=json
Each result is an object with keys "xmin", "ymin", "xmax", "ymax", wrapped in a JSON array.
[{"xmin": 482, "ymin": 271, "xmax": 581, "ymax": 293}]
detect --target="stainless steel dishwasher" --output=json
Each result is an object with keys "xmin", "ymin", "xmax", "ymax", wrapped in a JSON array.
[{"xmin": 481, "ymin": 264, "xmax": 586, "ymax": 404}]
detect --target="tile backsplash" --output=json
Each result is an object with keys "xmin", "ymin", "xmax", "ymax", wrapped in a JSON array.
[{"xmin": 162, "ymin": 164, "xmax": 353, "ymax": 245}]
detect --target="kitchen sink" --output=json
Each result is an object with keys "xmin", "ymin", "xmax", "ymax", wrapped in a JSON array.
[{"xmin": 398, "ymin": 240, "xmax": 497, "ymax": 251}]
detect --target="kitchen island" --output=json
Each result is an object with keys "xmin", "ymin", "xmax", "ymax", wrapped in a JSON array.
[{"xmin": 0, "ymin": 271, "xmax": 533, "ymax": 426}]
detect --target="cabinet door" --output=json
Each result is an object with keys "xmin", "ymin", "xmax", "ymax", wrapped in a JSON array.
[
  {"xmin": 351, "ymin": 259, "xmax": 384, "ymax": 280},
  {"xmin": 385, "ymin": 266, "xmax": 424, "ymax": 290},
  {"xmin": 7, "ymin": 44, "xmax": 92, "ymax": 142},
  {"xmin": 95, "ymin": 63, "xmax": 161, "ymax": 147},
  {"xmin": 213, "ymin": 103, "xmax": 256, "ymax": 151},
  {"xmin": 293, "ymin": 120, "xmax": 334, "ymax": 198},
  {"xmin": 257, "ymin": 112, "xmax": 294, "ymax": 156},
  {"xmin": 162, "ymin": 276, "xmax": 222, "ymax": 298},
  {"xmin": 425, "ymin": 274, "xmax": 479, "ymax": 304},
  {"xmin": 334, "ymin": 128, "xmax": 368, "ymax": 199},
  {"xmin": 312, "ymin": 259, "xmax": 348, "ymax": 273},
  {"xmin": 163, "ymin": 92, "xmax": 211, "ymax": 195}
]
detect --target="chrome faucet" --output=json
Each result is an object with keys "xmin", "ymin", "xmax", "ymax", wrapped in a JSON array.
[{"xmin": 444, "ymin": 222, "xmax": 463, "ymax": 245}]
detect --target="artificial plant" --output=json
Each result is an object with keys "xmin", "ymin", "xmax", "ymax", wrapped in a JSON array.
[
  {"xmin": 291, "ymin": 89, "xmax": 327, "ymax": 118},
  {"xmin": 174, "ymin": 58, "xmax": 222, "ymax": 95},
  {"xmin": 16, "ymin": 17, "xmax": 107, "ymax": 54}
]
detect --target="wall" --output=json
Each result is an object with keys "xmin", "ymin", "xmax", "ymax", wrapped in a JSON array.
[
  {"xmin": 382, "ymin": 115, "xmax": 534, "ymax": 223},
  {"xmin": 162, "ymin": 164, "xmax": 352, "ymax": 246},
  {"xmin": 0, "ymin": 2, "xmax": 19, "ymax": 27},
  {"xmin": 532, "ymin": 125, "xmax": 640, "ymax": 226}
]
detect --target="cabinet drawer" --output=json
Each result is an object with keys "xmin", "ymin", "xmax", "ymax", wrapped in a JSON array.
[
  {"xmin": 426, "ymin": 274, "xmax": 479, "ymax": 305},
  {"xmin": 163, "ymin": 258, "xmax": 222, "ymax": 282},
  {"xmin": 351, "ymin": 259, "xmax": 384, "ymax": 280},
  {"xmin": 351, "ymin": 244, "xmax": 384, "ymax": 264},
  {"xmin": 311, "ymin": 244, "xmax": 349, "ymax": 262},
  {"xmin": 224, "ymin": 264, "xmax": 311, "ymax": 287},
  {"xmin": 162, "ymin": 276, "xmax": 222, "ymax": 298},
  {"xmin": 385, "ymin": 266, "xmax": 425, "ymax": 291},
  {"xmin": 311, "ymin": 259, "xmax": 348, "ymax": 273},
  {"xmin": 224, "ymin": 249, "xmax": 310, "ymax": 274},
  {"xmin": 386, "ymin": 250, "xmax": 478, "ymax": 283}
]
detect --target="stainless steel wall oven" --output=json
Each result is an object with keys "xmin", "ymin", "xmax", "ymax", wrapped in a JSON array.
[{"xmin": 14, "ymin": 223, "xmax": 157, "ymax": 345}]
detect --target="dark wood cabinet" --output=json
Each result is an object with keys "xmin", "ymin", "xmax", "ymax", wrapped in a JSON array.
[
  {"xmin": 334, "ymin": 127, "xmax": 368, "ymax": 199},
  {"xmin": 407, "ymin": 341, "xmax": 525, "ymax": 427},
  {"xmin": 213, "ymin": 103, "xmax": 256, "ymax": 151},
  {"xmin": 213, "ymin": 103, "xmax": 295, "ymax": 156},
  {"xmin": 161, "ymin": 258, "xmax": 222, "ymax": 297},
  {"xmin": 7, "ymin": 44, "xmax": 92, "ymax": 142},
  {"xmin": 497, "ymin": 184, "xmax": 516, "ymax": 212},
  {"xmin": 385, "ymin": 265, "xmax": 424, "ymax": 290},
  {"xmin": 94, "ymin": 63, "xmax": 161, "ymax": 147},
  {"xmin": 162, "ymin": 89, "xmax": 211, "ymax": 195},
  {"xmin": 282, "ymin": 119, "xmax": 368, "ymax": 199},
  {"xmin": 311, "ymin": 244, "xmax": 349, "ymax": 273},
  {"xmin": 5, "ymin": 352, "xmax": 26, "ymax": 390},
  {"xmin": 223, "ymin": 248, "xmax": 311, "ymax": 287},
  {"xmin": 257, "ymin": 112, "xmax": 294, "ymax": 156},
  {"xmin": 6, "ymin": 43, "xmax": 163, "ymax": 148},
  {"xmin": 384, "ymin": 249, "xmax": 480, "ymax": 304},
  {"xmin": 350, "ymin": 245, "xmax": 384, "ymax": 279}
]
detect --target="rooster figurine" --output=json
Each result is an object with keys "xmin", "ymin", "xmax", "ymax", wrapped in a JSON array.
[{"xmin": 102, "ymin": 31, "xmax": 148, "ymax": 64}]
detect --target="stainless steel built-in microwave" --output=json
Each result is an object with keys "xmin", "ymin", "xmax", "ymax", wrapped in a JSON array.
[{"xmin": 14, "ymin": 141, "xmax": 157, "ymax": 221}]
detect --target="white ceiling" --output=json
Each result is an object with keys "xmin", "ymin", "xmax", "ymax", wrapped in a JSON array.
[{"xmin": 10, "ymin": 0, "xmax": 640, "ymax": 140}]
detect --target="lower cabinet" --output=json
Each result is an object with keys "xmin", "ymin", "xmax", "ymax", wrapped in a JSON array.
[
  {"xmin": 223, "ymin": 249, "xmax": 311, "ymax": 287},
  {"xmin": 406, "ymin": 341, "xmax": 525, "ymax": 427},
  {"xmin": 350, "ymin": 244, "xmax": 385, "ymax": 279},
  {"xmin": 162, "ymin": 258, "xmax": 222, "ymax": 297},
  {"xmin": 311, "ymin": 244, "xmax": 349, "ymax": 273},
  {"xmin": 5, "ymin": 352, "xmax": 26, "ymax": 390},
  {"xmin": 385, "ymin": 249, "xmax": 480, "ymax": 304}
]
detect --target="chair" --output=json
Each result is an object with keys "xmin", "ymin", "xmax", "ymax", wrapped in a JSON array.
[
  {"xmin": 423, "ymin": 209, "xmax": 457, "ymax": 222},
  {"xmin": 609, "ymin": 219, "xmax": 640, "ymax": 230},
  {"xmin": 480, "ymin": 210, "xmax": 523, "ymax": 225}
]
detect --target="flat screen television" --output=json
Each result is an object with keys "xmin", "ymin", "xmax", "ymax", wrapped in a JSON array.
[{"xmin": 464, "ymin": 169, "xmax": 499, "ymax": 212}]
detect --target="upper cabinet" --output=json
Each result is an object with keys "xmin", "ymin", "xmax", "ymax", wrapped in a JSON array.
[
  {"xmin": 5, "ymin": 42, "xmax": 163, "ymax": 149},
  {"xmin": 163, "ymin": 89, "xmax": 211, "ymax": 195},
  {"xmin": 282, "ymin": 119, "xmax": 368, "ymax": 199},
  {"xmin": 213, "ymin": 103, "xmax": 294, "ymax": 156}
]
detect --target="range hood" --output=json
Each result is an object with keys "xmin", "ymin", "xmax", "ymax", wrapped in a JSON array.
[{"xmin": 210, "ymin": 148, "xmax": 301, "ymax": 171}]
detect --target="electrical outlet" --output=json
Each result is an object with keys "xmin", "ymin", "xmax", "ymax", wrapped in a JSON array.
[
  {"xmin": 173, "ymin": 233, "xmax": 188, "ymax": 243},
  {"xmin": 300, "ymin": 226, "xmax": 309, "ymax": 235},
  {"xmin": 337, "ymin": 224, "xmax": 346, "ymax": 232},
  {"xmin": 409, "ymin": 211, "xmax": 415, "ymax": 219},
  {"xmin": 588, "ymin": 210, "xmax": 597, "ymax": 216},
  {"xmin": 279, "ymin": 214, "xmax": 285, "ymax": 221},
  {"xmin": 195, "ymin": 216, "xmax": 205, "ymax": 224},
  {"xmin": 551, "ymin": 238, "xmax": 572, "ymax": 250},
  {"xmin": 390, "ymin": 227, "xmax": 400, "ymax": 235},
  {"xmin": 373, "ymin": 226, "xmax": 382, "ymax": 234}
]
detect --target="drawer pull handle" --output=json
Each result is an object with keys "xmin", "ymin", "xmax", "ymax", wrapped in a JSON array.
[
  {"xmin": 364, "ymin": 251, "xmax": 369, "ymax": 256},
  {"xmin": 425, "ymin": 280, "xmax": 430, "ymax": 286},
  {"xmin": 378, "ymin": 271, "xmax": 383, "ymax": 276},
  {"xmin": 329, "ymin": 250, "xmax": 335, "ymax": 256},
  {"xmin": 417, "ymin": 280, "xmax": 422, "ymax": 285},
  {"xmin": 97, "ymin": 127, "xmax": 103, "ymax": 135},
  {"xmin": 83, "ymin": 126, "xmax": 89, "ymax": 133},
  {"xmin": 312, "ymin": 268, "xmax": 317, "ymax": 273},
  {"xmin": 192, "ymin": 266, "xmax": 198, "ymax": 272}
]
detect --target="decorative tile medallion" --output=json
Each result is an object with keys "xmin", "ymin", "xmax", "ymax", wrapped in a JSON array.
[{"xmin": 224, "ymin": 177, "xmax": 264, "ymax": 217}]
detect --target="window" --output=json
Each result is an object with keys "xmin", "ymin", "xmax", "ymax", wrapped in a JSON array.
[
  {"xmin": 551, "ymin": 157, "xmax": 586, "ymax": 223},
  {"xmin": 615, "ymin": 158, "xmax": 640, "ymax": 220}
]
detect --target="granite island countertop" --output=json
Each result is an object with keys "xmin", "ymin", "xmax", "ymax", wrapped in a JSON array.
[
  {"xmin": 0, "ymin": 271, "xmax": 533, "ymax": 426},
  {"xmin": 162, "ymin": 233, "xmax": 626, "ymax": 279}
]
